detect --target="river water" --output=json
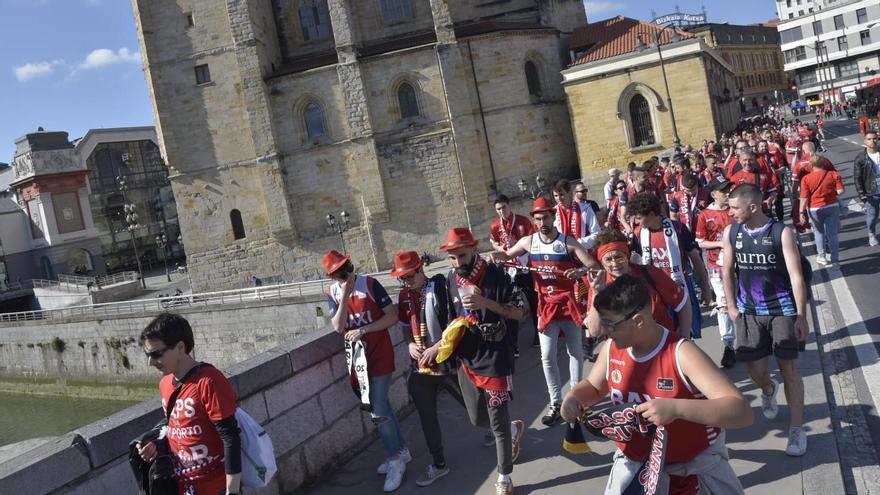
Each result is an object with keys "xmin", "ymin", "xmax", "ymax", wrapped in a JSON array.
[{"xmin": 0, "ymin": 391, "xmax": 141, "ymax": 447}]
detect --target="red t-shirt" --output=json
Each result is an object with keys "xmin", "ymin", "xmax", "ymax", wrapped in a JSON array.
[
  {"xmin": 589, "ymin": 264, "xmax": 686, "ymax": 330},
  {"xmin": 159, "ymin": 365, "xmax": 237, "ymax": 487},
  {"xmin": 729, "ymin": 169, "xmax": 778, "ymax": 198},
  {"xmin": 800, "ymin": 169, "xmax": 844, "ymax": 208},
  {"xmin": 490, "ymin": 214, "xmax": 534, "ymax": 250},
  {"xmin": 606, "ymin": 330, "xmax": 720, "ymax": 464},
  {"xmin": 695, "ymin": 206, "xmax": 733, "ymax": 271},
  {"xmin": 668, "ymin": 188, "xmax": 709, "ymax": 231},
  {"xmin": 328, "ymin": 275, "xmax": 396, "ymax": 376},
  {"xmin": 792, "ymin": 156, "xmax": 813, "ymax": 183}
]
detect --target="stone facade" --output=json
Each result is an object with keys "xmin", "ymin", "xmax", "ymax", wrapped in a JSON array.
[{"xmin": 131, "ymin": 0, "xmax": 586, "ymax": 291}]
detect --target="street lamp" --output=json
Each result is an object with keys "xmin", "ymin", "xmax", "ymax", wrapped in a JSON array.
[
  {"xmin": 326, "ymin": 210, "xmax": 351, "ymax": 253},
  {"xmin": 118, "ymin": 175, "xmax": 146, "ymax": 289},
  {"xmin": 155, "ymin": 233, "xmax": 171, "ymax": 282},
  {"xmin": 636, "ymin": 26, "xmax": 683, "ymax": 146}
]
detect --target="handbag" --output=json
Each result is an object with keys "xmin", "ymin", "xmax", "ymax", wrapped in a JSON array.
[{"xmin": 129, "ymin": 384, "xmax": 184, "ymax": 495}]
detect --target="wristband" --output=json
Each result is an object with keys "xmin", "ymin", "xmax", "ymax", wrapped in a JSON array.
[{"xmin": 358, "ymin": 327, "xmax": 367, "ymax": 338}]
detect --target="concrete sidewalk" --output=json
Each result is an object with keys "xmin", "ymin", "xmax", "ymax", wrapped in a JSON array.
[{"xmin": 303, "ymin": 309, "xmax": 845, "ymax": 495}]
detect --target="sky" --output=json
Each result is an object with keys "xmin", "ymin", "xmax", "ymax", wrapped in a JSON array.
[{"xmin": 0, "ymin": 0, "xmax": 779, "ymax": 164}]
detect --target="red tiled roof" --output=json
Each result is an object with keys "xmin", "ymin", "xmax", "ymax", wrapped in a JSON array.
[{"xmin": 569, "ymin": 16, "xmax": 694, "ymax": 67}]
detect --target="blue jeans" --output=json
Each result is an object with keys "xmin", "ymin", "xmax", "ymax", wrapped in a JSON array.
[
  {"xmin": 866, "ymin": 194, "xmax": 880, "ymax": 238},
  {"xmin": 809, "ymin": 204, "xmax": 841, "ymax": 262},
  {"xmin": 369, "ymin": 373, "xmax": 406, "ymax": 457},
  {"xmin": 539, "ymin": 320, "xmax": 583, "ymax": 405}
]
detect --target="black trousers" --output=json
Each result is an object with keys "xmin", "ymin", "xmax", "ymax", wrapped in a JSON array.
[
  {"xmin": 407, "ymin": 370, "xmax": 465, "ymax": 467},
  {"xmin": 457, "ymin": 367, "xmax": 513, "ymax": 475},
  {"xmin": 513, "ymin": 272, "xmax": 539, "ymax": 346}
]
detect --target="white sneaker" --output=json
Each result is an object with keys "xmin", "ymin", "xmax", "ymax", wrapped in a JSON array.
[
  {"xmin": 816, "ymin": 256, "xmax": 829, "ymax": 266},
  {"xmin": 870, "ymin": 235, "xmax": 879, "ymax": 247},
  {"xmin": 511, "ymin": 420, "xmax": 524, "ymax": 463},
  {"xmin": 415, "ymin": 463, "xmax": 450, "ymax": 487},
  {"xmin": 761, "ymin": 379, "xmax": 779, "ymax": 420},
  {"xmin": 377, "ymin": 448, "xmax": 411, "ymax": 475},
  {"xmin": 785, "ymin": 426, "xmax": 807, "ymax": 456},
  {"xmin": 383, "ymin": 457, "xmax": 405, "ymax": 492}
]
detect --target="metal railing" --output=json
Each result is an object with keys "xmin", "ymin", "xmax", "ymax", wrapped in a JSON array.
[{"xmin": 96, "ymin": 271, "xmax": 138, "ymax": 287}]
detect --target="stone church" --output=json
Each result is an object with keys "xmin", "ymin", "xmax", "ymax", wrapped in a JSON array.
[{"xmin": 132, "ymin": 0, "xmax": 587, "ymax": 291}]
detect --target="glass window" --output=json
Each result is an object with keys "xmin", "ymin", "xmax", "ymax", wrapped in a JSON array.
[
  {"xmin": 813, "ymin": 20, "xmax": 823, "ymax": 36},
  {"xmin": 857, "ymin": 8, "xmax": 868, "ymax": 24},
  {"xmin": 380, "ymin": 0, "xmax": 412, "ymax": 23},
  {"xmin": 786, "ymin": 0, "xmax": 791, "ymax": 6},
  {"xmin": 781, "ymin": 26, "xmax": 803, "ymax": 44},
  {"xmin": 789, "ymin": 13, "xmax": 794, "ymax": 19},
  {"xmin": 629, "ymin": 94, "xmax": 655, "ymax": 147},
  {"xmin": 397, "ymin": 83, "xmax": 419, "ymax": 119},
  {"xmin": 861, "ymin": 30, "xmax": 872, "ymax": 45},
  {"xmin": 784, "ymin": 46, "xmax": 807, "ymax": 63},
  {"xmin": 230, "ymin": 209, "xmax": 245, "ymax": 240},
  {"xmin": 838, "ymin": 35, "xmax": 848, "ymax": 51},
  {"xmin": 185, "ymin": 12, "xmax": 195, "ymax": 28},
  {"xmin": 304, "ymin": 102, "xmax": 326, "ymax": 139},
  {"xmin": 834, "ymin": 14, "xmax": 844, "ymax": 30},
  {"xmin": 298, "ymin": 1, "xmax": 331, "ymax": 41},
  {"xmin": 837, "ymin": 60, "xmax": 859, "ymax": 77},
  {"xmin": 525, "ymin": 61, "xmax": 542, "ymax": 97},
  {"xmin": 194, "ymin": 64, "xmax": 211, "ymax": 85}
]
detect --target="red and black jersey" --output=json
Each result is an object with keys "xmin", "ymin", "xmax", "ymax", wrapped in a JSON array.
[
  {"xmin": 159, "ymin": 365, "xmax": 237, "ymax": 487},
  {"xmin": 328, "ymin": 275, "xmax": 395, "ymax": 376},
  {"xmin": 606, "ymin": 329, "xmax": 720, "ymax": 463}
]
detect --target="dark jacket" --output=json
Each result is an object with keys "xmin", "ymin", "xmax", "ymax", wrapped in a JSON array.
[{"xmin": 853, "ymin": 148, "xmax": 879, "ymax": 199}]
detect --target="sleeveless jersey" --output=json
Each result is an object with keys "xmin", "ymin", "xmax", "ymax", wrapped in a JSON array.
[
  {"xmin": 328, "ymin": 275, "xmax": 395, "ymax": 376},
  {"xmin": 528, "ymin": 233, "xmax": 575, "ymax": 296},
  {"xmin": 729, "ymin": 222, "xmax": 797, "ymax": 316},
  {"xmin": 606, "ymin": 329, "xmax": 719, "ymax": 463}
]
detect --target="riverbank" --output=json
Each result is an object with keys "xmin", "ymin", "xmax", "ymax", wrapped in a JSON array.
[{"xmin": 0, "ymin": 375, "xmax": 155, "ymax": 401}]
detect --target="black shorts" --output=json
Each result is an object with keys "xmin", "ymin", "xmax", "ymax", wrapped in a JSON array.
[{"xmin": 734, "ymin": 314, "xmax": 799, "ymax": 361}]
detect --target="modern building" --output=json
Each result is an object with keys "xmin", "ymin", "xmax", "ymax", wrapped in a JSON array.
[
  {"xmin": 2, "ymin": 127, "xmax": 178, "ymax": 283},
  {"xmin": 777, "ymin": 0, "xmax": 880, "ymax": 103},
  {"xmin": 132, "ymin": 0, "xmax": 588, "ymax": 291},
  {"xmin": 563, "ymin": 16, "xmax": 740, "ymax": 172},
  {"xmin": 686, "ymin": 23, "xmax": 790, "ymax": 111}
]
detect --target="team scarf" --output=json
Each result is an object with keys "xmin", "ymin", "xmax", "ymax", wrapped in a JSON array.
[
  {"xmin": 640, "ymin": 217, "xmax": 685, "ymax": 287},
  {"xmin": 345, "ymin": 339, "xmax": 371, "ymax": 412},
  {"xmin": 455, "ymin": 255, "xmax": 488, "ymax": 320},
  {"xmin": 497, "ymin": 213, "xmax": 515, "ymax": 250},
  {"xmin": 677, "ymin": 191, "xmax": 697, "ymax": 230},
  {"xmin": 581, "ymin": 404, "xmax": 669, "ymax": 495},
  {"xmin": 402, "ymin": 284, "xmax": 446, "ymax": 375},
  {"xmin": 557, "ymin": 201, "xmax": 586, "ymax": 240}
]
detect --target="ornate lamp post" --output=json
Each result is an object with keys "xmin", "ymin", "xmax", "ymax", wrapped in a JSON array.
[
  {"xmin": 325, "ymin": 210, "xmax": 351, "ymax": 253},
  {"xmin": 636, "ymin": 25, "xmax": 683, "ymax": 146},
  {"xmin": 117, "ymin": 178, "xmax": 146, "ymax": 289},
  {"xmin": 155, "ymin": 233, "xmax": 171, "ymax": 282}
]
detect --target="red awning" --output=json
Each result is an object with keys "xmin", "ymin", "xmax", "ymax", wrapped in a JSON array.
[{"xmin": 861, "ymin": 77, "xmax": 880, "ymax": 89}]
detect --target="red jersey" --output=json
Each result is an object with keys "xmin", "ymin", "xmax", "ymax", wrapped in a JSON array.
[
  {"xmin": 695, "ymin": 206, "xmax": 733, "ymax": 270},
  {"xmin": 159, "ymin": 365, "xmax": 237, "ymax": 487},
  {"xmin": 606, "ymin": 329, "xmax": 720, "ymax": 463},
  {"xmin": 490, "ymin": 214, "xmax": 534, "ymax": 250},
  {"xmin": 528, "ymin": 233, "xmax": 578, "ymax": 328},
  {"xmin": 793, "ymin": 154, "xmax": 813, "ymax": 183},
  {"xmin": 328, "ymin": 275, "xmax": 395, "ymax": 376},
  {"xmin": 668, "ymin": 188, "xmax": 709, "ymax": 231},
  {"xmin": 728, "ymin": 169, "xmax": 778, "ymax": 199},
  {"xmin": 589, "ymin": 264, "xmax": 686, "ymax": 330}
]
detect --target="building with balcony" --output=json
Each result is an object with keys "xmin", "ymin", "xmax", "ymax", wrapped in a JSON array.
[{"xmin": 777, "ymin": 0, "xmax": 880, "ymax": 103}]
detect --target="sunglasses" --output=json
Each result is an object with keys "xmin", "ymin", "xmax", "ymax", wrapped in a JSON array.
[
  {"xmin": 615, "ymin": 186, "xmax": 626, "ymax": 190},
  {"xmin": 144, "ymin": 347, "xmax": 172, "ymax": 360},
  {"xmin": 399, "ymin": 270, "xmax": 420, "ymax": 282},
  {"xmin": 599, "ymin": 303, "xmax": 646, "ymax": 331}
]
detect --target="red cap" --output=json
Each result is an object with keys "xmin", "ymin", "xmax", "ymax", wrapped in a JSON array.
[
  {"xmin": 321, "ymin": 250, "xmax": 350, "ymax": 275},
  {"xmin": 529, "ymin": 197, "xmax": 556, "ymax": 216},
  {"xmin": 438, "ymin": 227, "xmax": 479, "ymax": 251},
  {"xmin": 391, "ymin": 251, "xmax": 423, "ymax": 278}
]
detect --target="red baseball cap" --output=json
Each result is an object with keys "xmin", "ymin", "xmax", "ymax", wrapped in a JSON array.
[
  {"xmin": 529, "ymin": 197, "xmax": 556, "ymax": 216},
  {"xmin": 438, "ymin": 227, "xmax": 479, "ymax": 251},
  {"xmin": 391, "ymin": 251, "xmax": 423, "ymax": 278},
  {"xmin": 321, "ymin": 250, "xmax": 350, "ymax": 275}
]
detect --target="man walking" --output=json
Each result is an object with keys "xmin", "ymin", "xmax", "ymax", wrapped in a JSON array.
[
  {"xmin": 722, "ymin": 184, "xmax": 809, "ymax": 456},
  {"xmin": 853, "ymin": 130, "xmax": 880, "ymax": 246},
  {"xmin": 495, "ymin": 197, "xmax": 598, "ymax": 426},
  {"xmin": 604, "ymin": 168, "xmax": 622, "ymax": 208},
  {"xmin": 552, "ymin": 180, "xmax": 600, "ymax": 249}
]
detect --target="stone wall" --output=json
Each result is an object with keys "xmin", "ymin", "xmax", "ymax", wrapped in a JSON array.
[
  {"xmin": 0, "ymin": 293, "xmax": 329, "ymax": 381},
  {"xmin": 0, "ymin": 327, "xmax": 413, "ymax": 495}
]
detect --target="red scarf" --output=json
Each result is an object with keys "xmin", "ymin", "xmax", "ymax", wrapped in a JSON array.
[
  {"xmin": 455, "ymin": 254, "xmax": 488, "ymax": 288},
  {"xmin": 497, "ymin": 214, "xmax": 515, "ymax": 250},
  {"xmin": 557, "ymin": 201, "xmax": 584, "ymax": 239}
]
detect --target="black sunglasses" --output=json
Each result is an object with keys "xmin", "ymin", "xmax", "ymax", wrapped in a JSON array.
[
  {"xmin": 145, "ymin": 347, "xmax": 172, "ymax": 360},
  {"xmin": 599, "ymin": 303, "xmax": 647, "ymax": 331}
]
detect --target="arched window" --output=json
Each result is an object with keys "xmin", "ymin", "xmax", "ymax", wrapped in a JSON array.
[
  {"xmin": 298, "ymin": 1, "xmax": 331, "ymax": 41},
  {"xmin": 525, "ymin": 61, "xmax": 542, "ymax": 98},
  {"xmin": 230, "ymin": 209, "xmax": 245, "ymax": 240},
  {"xmin": 304, "ymin": 102, "xmax": 326, "ymax": 139},
  {"xmin": 397, "ymin": 83, "xmax": 419, "ymax": 119},
  {"xmin": 629, "ymin": 94, "xmax": 655, "ymax": 147}
]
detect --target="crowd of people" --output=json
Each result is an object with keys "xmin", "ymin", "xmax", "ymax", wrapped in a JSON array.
[{"xmin": 131, "ymin": 113, "xmax": 880, "ymax": 495}]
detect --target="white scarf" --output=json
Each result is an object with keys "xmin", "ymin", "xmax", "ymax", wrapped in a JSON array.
[
  {"xmin": 345, "ymin": 339, "xmax": 371, "ymax": 410},
  {"xmin": 640, "ymin": 217, "xmax": 685, "ymax": 286}
]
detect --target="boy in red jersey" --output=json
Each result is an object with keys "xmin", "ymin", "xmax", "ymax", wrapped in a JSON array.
[
  {"xmin": 561, "ymin": 275, "xmax": 753, "ymax": 494},
  {"xmin": 136, "ymin": 313, "xmax": 242, "ymax": 495}
]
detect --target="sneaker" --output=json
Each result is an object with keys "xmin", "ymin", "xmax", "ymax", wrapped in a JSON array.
[
  {"xmin": 415, "ymin": 463, "xmax": 450, "ymax": 487},
  {"xmin": 761, "ymin": 379, "xmax": 779, "ymax": 420},
  {"xmin": 870, "ymin": 235, "xmax": 879, "ymax": 247},
  {"xmin": 816, "ymin": 256, "xmax": 829, "ymax": 266},
  {"xmin": 495, "ymin": 479, "xmax": 513, "ymax": 495},
  {"xmin": 721, "ymin": 346, "xmax": 736, "ymax": 368},
  {"xmin": 824, "ymin": 253, "xmax": 831, "ymax": 262},
  {"xmin": 383, "ymin": 457, "xmax": 405, "ymax": 492},
  {"xmin": 377, "ymin": 448, "xmax": 411, "ymax": 475},
  {"xmin": 483, "ymin": 430, "xmax": 496, "ymax": 447},
  {"xmin": 785, "ymin": 426, "xmax": 807, "ymax": 456},
  {"xmin": 541, "ymin": 403, "xmax": 561, "ymax": 426},
  {"xmin": 511, "ymin": 420, "xmax": 525, "ymax": 463},
  {"xmin": 514, "ymin": 348, "xmax": 520, "ymax": 359}
]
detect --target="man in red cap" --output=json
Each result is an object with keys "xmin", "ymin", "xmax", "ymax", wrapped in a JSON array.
[
  {"xmin": 494, "ymin": 197, "xmax": 598, "ymax": 427},
  {"xmin": 435, "ymin": 227, "xmax": 525, "ymax": 495},
  {"xmin": 392, "ymin": 251, "xmax": 464, "ymax": 487},
  {"xmin": 322, "ymin": 250, "xmax": 408, "ymax": 492}
]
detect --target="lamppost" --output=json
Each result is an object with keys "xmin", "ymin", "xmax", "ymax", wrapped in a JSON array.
[
  {"xmin": 118, "ymin": 175, "xmax": 146, "ymax": 289},
  {"xmin": 155, "ymin": 233, "xmax": 171, "ymax": 282},
  {"xmin": 636, "ymin": 25, "xmax": 683, "ymax": 146},
  {"xmin": 326, "ymin": 210, "xmax": 351, "ymax": 253}
]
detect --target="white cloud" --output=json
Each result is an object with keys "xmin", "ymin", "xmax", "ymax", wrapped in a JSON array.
[
  {"xmin": 584, "ymin": 1, "xmax": 626, "ymax": 16},
  {"xmin": 13, "ymin": 61, "xmax": 60, "ymax": 82},
  {"xmin": 79, "ymin": 48, "xmax": 141, "ymax": 70}
]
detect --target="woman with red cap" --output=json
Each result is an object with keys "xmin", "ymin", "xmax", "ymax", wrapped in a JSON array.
[
  {"xmin": 322, "ymin": 250, "xmax": 407, "ymax": 493},
  {"xmin": 584, "ymin": 229, "xmax": 692, "ymax": 338}
]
